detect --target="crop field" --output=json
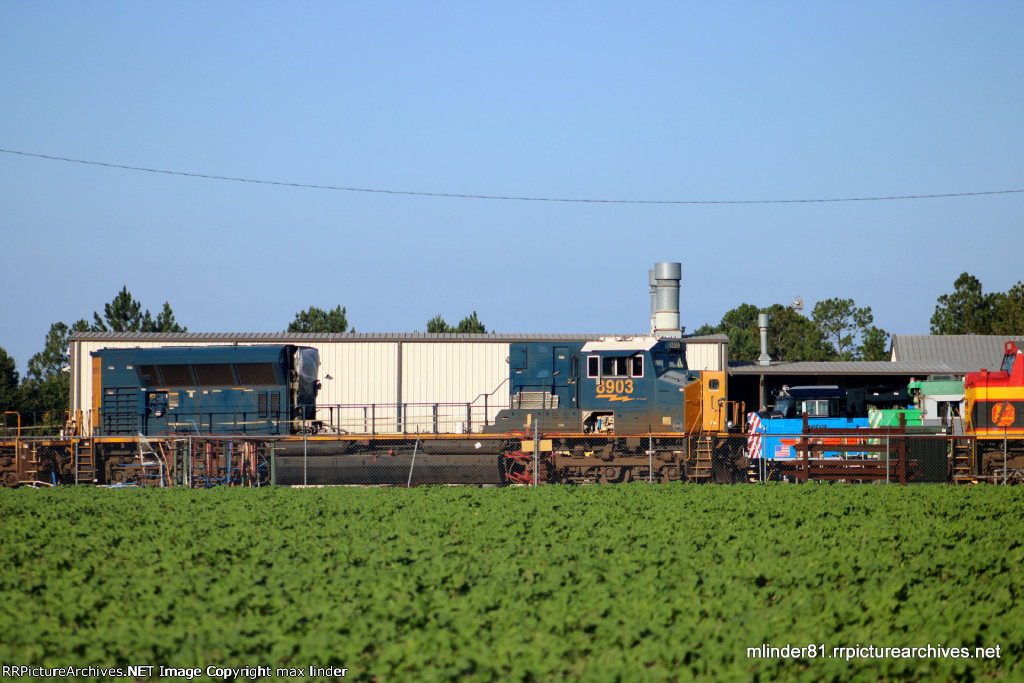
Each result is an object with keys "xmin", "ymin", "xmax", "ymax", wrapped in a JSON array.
[{"xmin": 1, "ymin": 484, "xmax": 1022, "ymax": 682}]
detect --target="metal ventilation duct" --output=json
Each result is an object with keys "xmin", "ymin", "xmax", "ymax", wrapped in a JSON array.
[{"xmin": 652, "ymin": 262, "xmax": 682, "ymax": 338}]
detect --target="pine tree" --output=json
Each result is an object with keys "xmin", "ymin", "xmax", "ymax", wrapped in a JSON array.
[
  {"xmin": 930, "ymin": 273, "xmax": 993, "ymax": 335},
  {"xmin": 455, "ymin": 311, "xmax": 486, "ymax": 333},
  {"xmin": 0, "ymin": 347, "xmax": 19, "ymax": 413},
  {"xmin": 92, "ymin": 286, "xmax": 146, "ymax": 332},
  {"xmin": 426, "ymin": 314, "xmax": 452, "ymax": 333},
  {"xmin": 287, "ymin": 305, "xmax": 352, "ymax": 333}
]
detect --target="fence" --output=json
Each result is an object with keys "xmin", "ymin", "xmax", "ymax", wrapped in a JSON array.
[
  {"xmin": 312, "ymin": 399, "xmax": 505, "ymax": 436},
  {"xmin": 3, "ymin": 431, "xmax": 1021, "ymax": 488}
]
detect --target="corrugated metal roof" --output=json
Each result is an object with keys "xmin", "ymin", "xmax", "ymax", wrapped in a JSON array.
[
  {"xmin": 71, "ymin": 331, "xmax": 611, "ymax": 343},
  {"xmin": 729, "ymin": 360, "xmax": 989, "ymax": 376},
  {"xmin": 890, "ymin": 335, "xmax": 1023, "ymax": 367},
  {"xmin": 730, "ymin": 335, "xmax": 1023, "ymax": 377},
  {"xmin": 70, "ymin": 331, "xmax": 730, "ymax": 344}
]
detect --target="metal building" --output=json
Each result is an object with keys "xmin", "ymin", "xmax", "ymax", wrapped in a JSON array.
[{"xmin": 69, "ymin": 331, "xmax": 729, "ymax": 434}]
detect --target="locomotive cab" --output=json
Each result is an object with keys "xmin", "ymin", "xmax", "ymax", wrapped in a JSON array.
[
  {"xmin": 765, "ymin": 385, "xmax": 846, "ymax": 419},
  {"xmin": 965, "ymin": 340, "xmax": 1024, "ymax": 437},
  {"xmin": 580, "ymin": 337, "xmax": 702, "ymax": 435},
  {"xmin": 487, "ymin": 336, "xmax": 707, "ymax": 435}
]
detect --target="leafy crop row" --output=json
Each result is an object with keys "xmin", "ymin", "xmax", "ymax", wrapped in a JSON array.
[{"xmin": 0, "ymin": 484, "xmax": 1021, "ymax": 681}]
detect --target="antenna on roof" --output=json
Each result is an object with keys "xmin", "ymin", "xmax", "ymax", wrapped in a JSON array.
[{"xmin": 791, "ymin": 295, "xmax": 804, "ymax": 313}]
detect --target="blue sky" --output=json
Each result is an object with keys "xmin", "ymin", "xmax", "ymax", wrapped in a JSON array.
[{"xmin": 2, "ymin": 2, "xmax": 1022, "ymax": 373}]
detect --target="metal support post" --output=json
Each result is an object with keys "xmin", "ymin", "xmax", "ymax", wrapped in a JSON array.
[
  {"xmin": 886, "ymin": 432, "xmax": 890, "ymax": 484},
  {"xmin": 533, "ymin": 420, "xmax": 539, "ymax": 487},
  {"xmin": 407, "ymin": 437, "xmax": 420, "ymax": 487},
  {"xmin": 648, "ymin": 433, "xmax": 653, "ymax": 483}
]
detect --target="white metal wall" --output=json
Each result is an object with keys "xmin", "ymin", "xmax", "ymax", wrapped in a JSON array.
[
  {"xmin": 400, "ymin": 342, "xmax": 510, "ymax": 433},
  {"xmin": 313, "ymin": 341, "xmax": 399, "ymax": 434},
  {"xmin": 686, "ymin": 341, "xmax": 725, "ymax": 371}
]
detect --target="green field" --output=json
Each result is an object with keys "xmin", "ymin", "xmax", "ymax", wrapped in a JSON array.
[{"xmin": 1, "ymin": 483, "xmax": 1021, "ymax": 681}]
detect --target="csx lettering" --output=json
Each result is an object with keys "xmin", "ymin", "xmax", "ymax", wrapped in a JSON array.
[{"xmin": 597, "ymin": 379, "xmax": 633, "ymax": 394}]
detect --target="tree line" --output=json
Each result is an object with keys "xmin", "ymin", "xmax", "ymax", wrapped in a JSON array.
[
  {"xmin": 695, "ymin": 298, "xmax": 889, "ymax": 363},
  {"xmin": 928, "ymin": 273, "xmax": 1024, "ymax": 336},
  {"xmin": 697, "ymin": 272, "xmax": 1024, "ymax": 364}
]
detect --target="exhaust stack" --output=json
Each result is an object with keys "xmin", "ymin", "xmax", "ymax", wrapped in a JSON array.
[
  {"xmin": 652, "ymin": 262, "xmax": 682, "ymax": 338},
  {"xmin": 758, "ymin": 312, "xmax": 771, "ymax": 366}
]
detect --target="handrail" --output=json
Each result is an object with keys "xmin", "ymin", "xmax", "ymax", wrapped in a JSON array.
[
  {"xmin": 2, "ymin": 411, "xmax": 20, "ymax": 439},
  {"xmin": 75, "ymin": 400, "xmax": 514, "ymax": 438}
]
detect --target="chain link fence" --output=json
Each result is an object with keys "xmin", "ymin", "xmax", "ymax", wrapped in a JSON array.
[{"xmin": 4, "ymin": 431, "xmax": 1022, "ymax": 488}]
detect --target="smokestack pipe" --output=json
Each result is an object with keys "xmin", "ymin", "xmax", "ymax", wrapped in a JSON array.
[
  {"xmin": 758, "ymin": 312, "xmax": 771, "ymax": 366},
  {"xmin": 653, "ymin": 262, "xmax": 682, "ymax": 338}
]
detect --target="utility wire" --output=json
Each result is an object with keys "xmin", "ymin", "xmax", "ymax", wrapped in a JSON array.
[{"xmin": 3, "ymin": 147, "xmax": 1023, "ymax": 205}]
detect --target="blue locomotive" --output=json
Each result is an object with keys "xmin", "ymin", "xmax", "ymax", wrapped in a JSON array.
[
  {"xmin": 746, "ymin": 384, "xmax": 911, "ymax": 460},
  {"xmin": 486, "ymin": 336, "xmax": 724, "ymax": 435},
  {"xmin": 91, "ymin": 345, "xmax": 320, "ymax": 436}
]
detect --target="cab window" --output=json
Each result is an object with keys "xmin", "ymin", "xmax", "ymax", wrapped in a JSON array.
[
  {"xmin": 802, "ymin": 399, "xmax": 829, "ymax": 416},
  {"xmin": 602, "ymin": 357, "xmax": 629, "ymax": 376}
]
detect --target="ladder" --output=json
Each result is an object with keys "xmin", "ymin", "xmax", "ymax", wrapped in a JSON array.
[
  {"xmin": 951, "ymin": 438, "xmax": 974, "ymax": 484},
  {"xmin": 949, "ymin": 408, "xmax": 974, "ymax": 484},
  {"xmin": 19, "ymin": 442, "xmax": 41, "ymax": 484},
  {"xmin": 688, "ymin": 435, "xmax": 713, "ymax": 482},
  {"xmin": 137, "ymin": 434, "xmax": 166, "ymax": 487},
  {"xmin": 76, "ymin": 438, "xmax": 97, "ymax": 484}
]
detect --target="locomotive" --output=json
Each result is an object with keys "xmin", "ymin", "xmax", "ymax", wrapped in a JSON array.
[
  {"xmin": 747, "ymin": 384, "xmax": 911, "ymax": 460},
  {"xmin": 273, "ymin": 335, "xmax": 738, "ymax": 486},
  {"xmin": 90, "ymin": 345, "xmax": 321, "ymax": 436},
  {"xmin": 476, "ymin": 336, "xmax": 743, "ymax": 484},
  {"xmin": 964, "ymin": 340, "xmax": 1024, "ymax": 479},
  {"xmin": 485, "ymin": 336, "xmax": 727, "ymax": 435}
]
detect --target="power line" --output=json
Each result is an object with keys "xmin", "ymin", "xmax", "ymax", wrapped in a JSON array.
[{"xmin": 3, "ymin": 147, "xmax": 1023, "ymax": 205}]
